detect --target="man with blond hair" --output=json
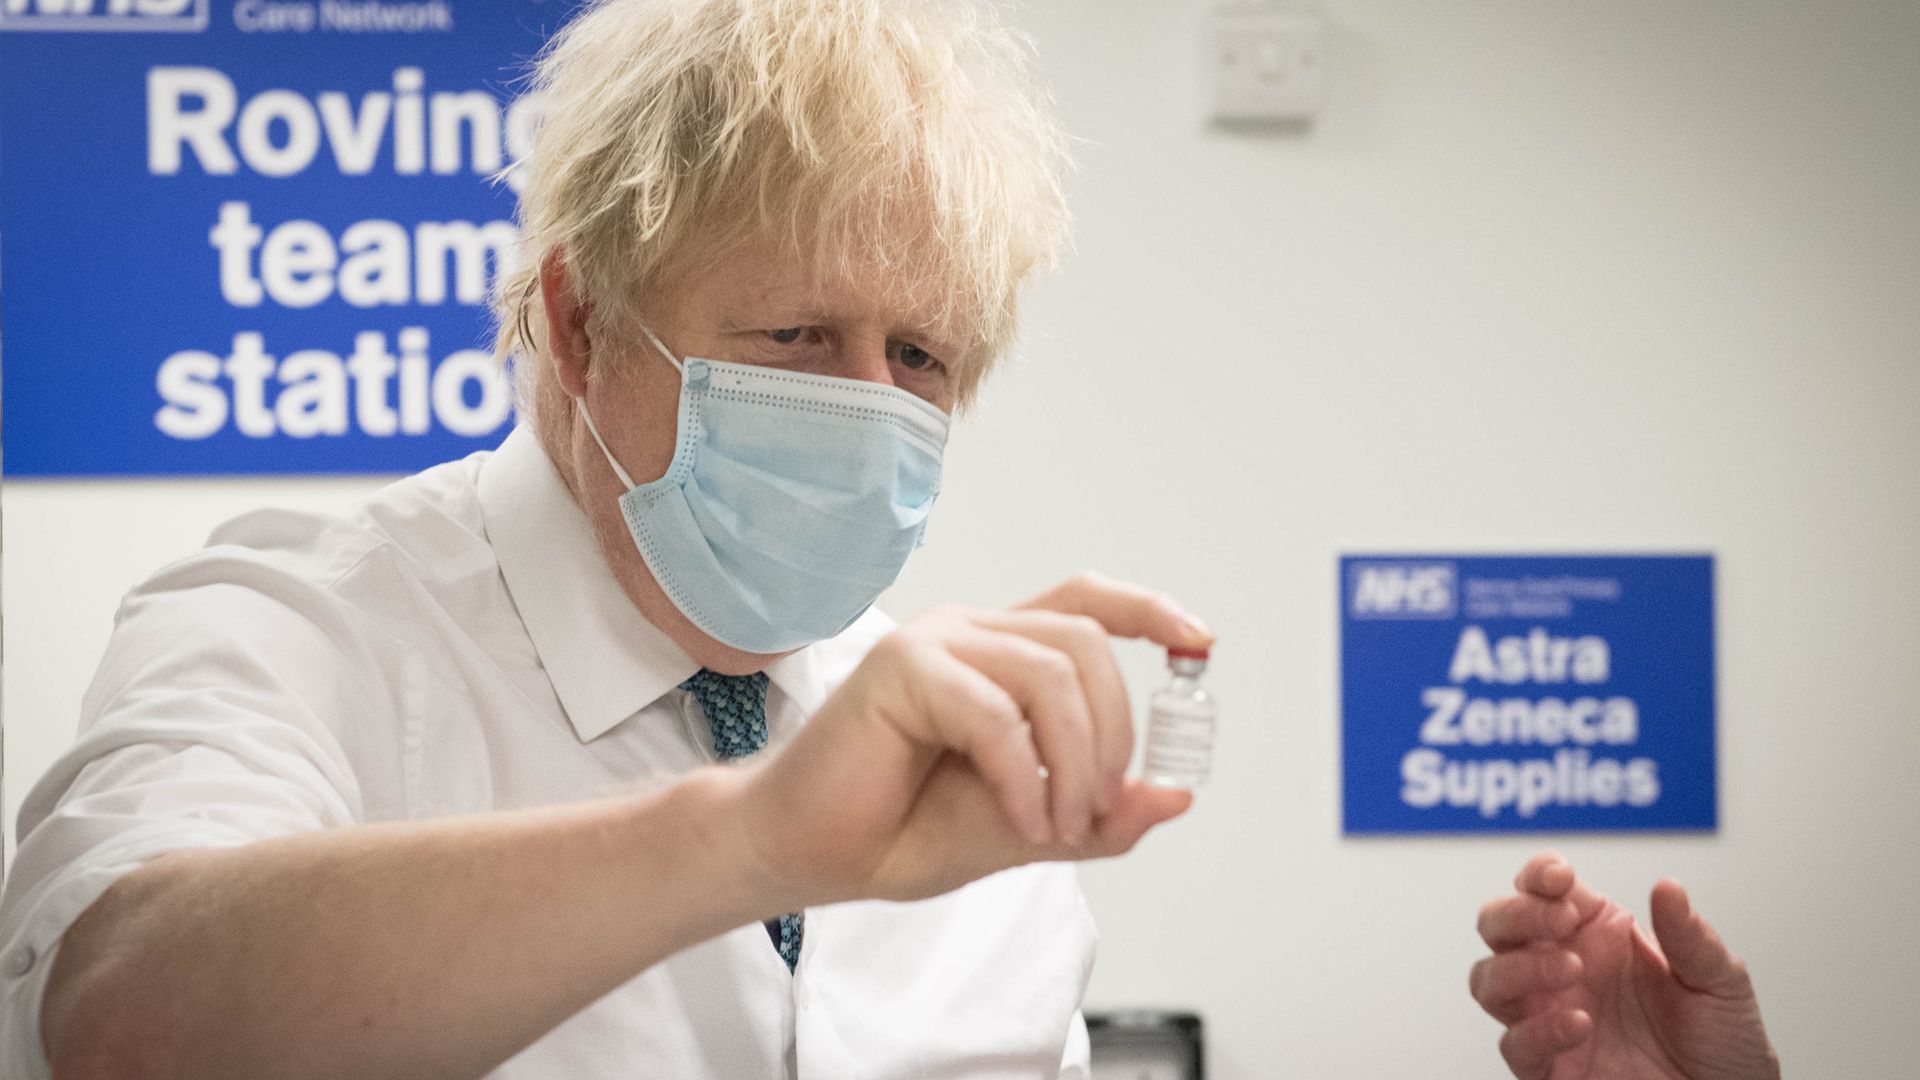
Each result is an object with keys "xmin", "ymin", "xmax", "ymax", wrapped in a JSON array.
[{"xmin": 0, "ymin": 1, "xmax": 1206, "ymax": 1077}]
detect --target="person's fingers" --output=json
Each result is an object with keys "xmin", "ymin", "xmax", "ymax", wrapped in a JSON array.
[
  {"xmin": 893, "ymin": 640, "xmax": 1052, "ymax": 846},
  {"xmin": 1498, "ymin": 1009, "xmax": 1592, "ymax": 1080},
  {"xmin": 970, "ymin": 609, "xmax": 1133, "ymax": 812},
  {"xmin": 945, "ymin": 627, "xmax": 1100, "ymax": 845},
  {"xmin": 1478, "ymin": 893, "xmax": 1582, "ymax": 951},
  {"xmin": 1041, "ymin": 778, "xmax": 1193, "ymax": 861},
  {"xmin": 1650, "ymin": 880, "xmax": 1754, "ymax": 999},
  {"xmin": 1018, "ymin": 570, "xmax": 1213, "ymax": 651},
  {"xmin": 1514, "ymin": 852, "xmax": 1610, "ymax": 925},
  {"xmin": 1469, "ymin": 948, "xmax": 1584, "ymax": 1023},
  {"xmin": 1515, "ymin": 852, "xmax": 1576, "ymax": 898}
]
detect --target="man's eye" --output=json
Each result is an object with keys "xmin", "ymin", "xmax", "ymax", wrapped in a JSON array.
[
  {"xmin": 897, "ymin": 344, "xmax": 938, "ymax": 371},
  {"xmin": 768, "ymin": 327, "xmax": 807, "ymax": 345}
]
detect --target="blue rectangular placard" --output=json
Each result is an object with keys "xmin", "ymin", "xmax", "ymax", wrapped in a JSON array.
[
  {"xmin": 1341, "ymin": 554, "xmax": 1716, "ymax": 834},
  {"xmin": 0, "ymin": 0, "xmax": 569, "ymax": 476}
]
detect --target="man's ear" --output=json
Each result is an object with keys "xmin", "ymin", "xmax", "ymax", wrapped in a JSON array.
[{"xmin": 540, "ymin": 248, "xmax": 593, "ymax": 399}]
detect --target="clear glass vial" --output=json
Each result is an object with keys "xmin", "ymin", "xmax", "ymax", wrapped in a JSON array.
[{"xmin": 1143, "ymin": 646, "xmax": 1216, "ymax": 788}]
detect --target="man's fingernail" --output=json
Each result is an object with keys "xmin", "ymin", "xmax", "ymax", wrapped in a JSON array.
[{"xmin": 1182, "ymin": 614, "xmax": 1212, "ymax": 640}]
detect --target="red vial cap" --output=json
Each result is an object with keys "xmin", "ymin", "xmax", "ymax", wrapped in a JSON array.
[{"xmin": 1167, "ymin": 645, "xmax": 1211, "ymax": 661}]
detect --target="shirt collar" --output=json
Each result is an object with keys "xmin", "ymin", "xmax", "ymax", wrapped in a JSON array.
[
  {"xmin": 476, "ymin": 425, "xmax": 867, "ymax": 742},
  {"xmin": 763, "ymin": 606, "xmax": 896, "ymax": 720},
  {"xmin": 478, "ymin": 425, "xmax": 699, "ymax": 742}
]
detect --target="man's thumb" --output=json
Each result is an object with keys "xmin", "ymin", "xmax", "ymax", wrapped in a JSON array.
[
  {"xmin": 1082, "ymin": 780, "xmax": 1192, "ymax": 859},
  {"xmin": 1649, "ymin": 880, "xmax": 1751, "ymax": 998}
]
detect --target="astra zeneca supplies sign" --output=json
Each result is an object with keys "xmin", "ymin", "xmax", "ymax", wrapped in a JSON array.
[
  {"xmin": 0, "ymin": 0, "xmax": 561, "ymax": 476},
  {"xmin": 1340, "ymin": 555, "xmax": 1717, "ymax": 834}
]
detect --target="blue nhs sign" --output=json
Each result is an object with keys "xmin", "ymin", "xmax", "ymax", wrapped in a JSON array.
[
  {"xmin": 1341, "ymin": 554, "xmax": 1718, "ymax": 834},
  {"xmin": 0, "ymin": 0, "xmax": 555, "ymax": 476}
]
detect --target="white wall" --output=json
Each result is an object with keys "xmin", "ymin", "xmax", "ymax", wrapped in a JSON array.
[{"xmin": 7, "ymin": 1, "xmax": 1920, "ymax": 1075}]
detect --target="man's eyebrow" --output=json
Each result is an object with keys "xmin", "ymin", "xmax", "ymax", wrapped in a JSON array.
[
  {"xmin": 878, "ymin": 301, "xmax": 964, "ymax": 346},
  {"xmin": 714, "ymin": 281, "xmax": 966, "ymax": 347},
  {"xmin": 716, "ymin": 299, "xmax": 830, "ymax": 328}
]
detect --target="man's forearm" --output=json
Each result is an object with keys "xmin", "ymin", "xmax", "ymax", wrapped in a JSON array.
[{"xmin": 40, "ymin": 766, "xmax": 779, "ymax": 1080}]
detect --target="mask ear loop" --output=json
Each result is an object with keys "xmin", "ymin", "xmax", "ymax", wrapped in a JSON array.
[
  {"xmin": 576, "ymin": 323, "xmax": 686, "ymax": 492},
  {"xmin": 639, "ymin": 324, "xmax": 684, "ymax": 374},
  {"xmin": 577, "ymin": 400, "xmax": 636, "ymax": 490}
]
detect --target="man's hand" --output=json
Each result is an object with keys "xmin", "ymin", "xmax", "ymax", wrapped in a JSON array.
[
  {"xmin": 1471, "ymin": 853, "xmax": 1781, "ymax": 1080},
  {"xmin": 732, "ymin": 571, "xmax": 1212, "ymax": 907}
]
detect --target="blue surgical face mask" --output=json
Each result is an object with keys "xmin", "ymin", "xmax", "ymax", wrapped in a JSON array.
[{"xmin": 578, "ymin": 325, "xmax": 949, "ymax": 654}]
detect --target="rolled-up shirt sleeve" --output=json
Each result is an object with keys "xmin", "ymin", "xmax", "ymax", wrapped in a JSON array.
[{"xmin": 0, "ymin": 557, "xmax": 379, "ymax": 1079}]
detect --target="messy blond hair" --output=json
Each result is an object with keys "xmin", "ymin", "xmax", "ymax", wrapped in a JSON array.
[{"xmin": 494, "ymin": 0, "xmax": 1072, "ymax": 419}]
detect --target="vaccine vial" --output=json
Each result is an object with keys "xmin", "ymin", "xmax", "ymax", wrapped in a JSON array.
[{"xmin": 1143, "ymin": 646, "xmax": 1216, "ymax": 788}]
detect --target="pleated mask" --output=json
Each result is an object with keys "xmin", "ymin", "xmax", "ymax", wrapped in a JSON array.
[{"xmin": 579, "ymin": 325, "xmax": 948, "ymax": 653}]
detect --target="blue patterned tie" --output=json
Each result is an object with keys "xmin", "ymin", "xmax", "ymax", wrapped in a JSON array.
[{"xmin": 679, "ymin": 668, "xmax": 804, "ymax": 973}]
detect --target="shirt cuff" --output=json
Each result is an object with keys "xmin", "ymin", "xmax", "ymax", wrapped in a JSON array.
[{"xmin": 0, "ymin": 825, "xmax": 256, "ymax": 1080}]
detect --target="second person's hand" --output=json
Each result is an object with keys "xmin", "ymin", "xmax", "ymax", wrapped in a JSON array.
[{"xmin": 1471, "ymin": 853, "xmax": 1780, "ymax": 1080}]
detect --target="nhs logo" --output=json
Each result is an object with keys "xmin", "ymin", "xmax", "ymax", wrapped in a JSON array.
[
  {"xmin": 0, "ymin": 0, "xmax": 207, "ymax": 31},
  {"xmin": 1348, "ymin": 560, "xmax": 1457, "ymax": 619}
]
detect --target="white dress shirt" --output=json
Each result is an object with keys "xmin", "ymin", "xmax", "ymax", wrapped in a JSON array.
[{"xmin": 0, "ymin": 426, "xmax": 1095, "ymax": 1079}]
